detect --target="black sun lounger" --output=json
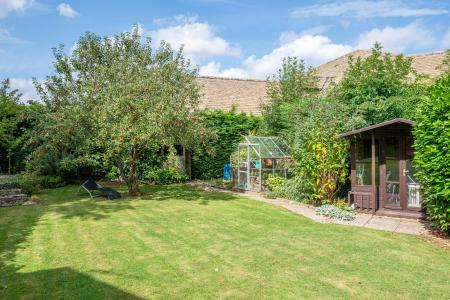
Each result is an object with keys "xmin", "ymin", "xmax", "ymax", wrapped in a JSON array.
[{"xmin": 78, "ymin": 167, "xmax": 121, "ymax": 200}]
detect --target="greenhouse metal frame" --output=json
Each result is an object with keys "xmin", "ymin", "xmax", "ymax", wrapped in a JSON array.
[{"xmin": 231, "ymin": 136, "xmax": 292, "ymax": 191}]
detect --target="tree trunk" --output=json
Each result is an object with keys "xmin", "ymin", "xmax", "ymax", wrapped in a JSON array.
[
  {"xmin": 8, "ymin": 155, "xmax": 11, "ymax": 175},
  {"xmin": 116, "ymin": 160, "xmax": 128, "ymax": 185},
  {"xmin": 128, "ymin": 155, "xmax": 140, "ymax": 195}
]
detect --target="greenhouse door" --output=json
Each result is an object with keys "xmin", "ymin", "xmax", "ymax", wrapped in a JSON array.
[
  {"xmin": 237, "ymin": 144, "xmax": 250, "ymax": 190},
  {"xmin": 237, "ymin": 143, "xmax": 261, "ymax": 191}
]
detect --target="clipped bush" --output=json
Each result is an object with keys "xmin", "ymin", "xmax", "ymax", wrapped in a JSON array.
[
  {"xmin": 413, "ymin": 74, "xmax": 450, "ymax": 231},
  {"xmin": 315, "ymin": 205, "xmax": 355, "ymax": 221}
]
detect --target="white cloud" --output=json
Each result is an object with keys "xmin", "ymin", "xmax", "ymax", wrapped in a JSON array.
[
  {"xmin": 200, "ymin": 34, "xmax": 353, "ymax": 79},
  {"xmin": 293, "ymin": 0, "xmax": 448, "ymax": 18},
  {"xmin": 356, "ymin": 22, "xmax": 435, "ymax": 53},
  {"xmin": 279, "ymin": 26, "xmax": 331, "ymax": 44},
  {"xmin": 150, "ymin": 15, "xmax": 240, "ymax": 64},
  {"xmin": 57, "ymin": 3, "xmax": 78, "ymax": 18},
  {"xmin": 9, "ymin": 78, "xmax": 39, "ymax": 102},
  {"xmin": 0, "ymin": 0, "xmax": 34, "ymax": 19},
  {"xmin": 199, "ymin": 61, "xmax": 249, "ymax": 78},
  {"xmin": 244, "ymin": 34, "xmax": 352, "ymax": 79}
]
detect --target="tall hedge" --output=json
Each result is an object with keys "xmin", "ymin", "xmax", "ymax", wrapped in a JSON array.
[
  {"xmin": 192, "ymin": 110, "xmax": 260, "ymax": 179},
  {"xmin": 413, "ymin": 74, "xmax": 450, "ymax": 231}
]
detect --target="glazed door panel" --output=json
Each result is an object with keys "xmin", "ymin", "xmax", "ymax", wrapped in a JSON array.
[
  {"xmin": 384, "ymin": 137, "xmax": 401, "ymax": 208},
  {"xmin": 405, "ymin": 138, "xmax": 421, "ymax": 209},
  {"xmin": 382, "ymin": 136, "xmax": 421, "ymax": 210}
]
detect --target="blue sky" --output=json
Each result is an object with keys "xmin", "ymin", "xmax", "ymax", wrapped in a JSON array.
[{"xmin": 1, "ymin": 0, "xmax": 449, "ymax": 100}]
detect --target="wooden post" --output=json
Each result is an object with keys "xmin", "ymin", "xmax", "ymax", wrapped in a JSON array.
[{"xmin": 371, "ymin": 132, "xmax": 377, "ymax": 213}]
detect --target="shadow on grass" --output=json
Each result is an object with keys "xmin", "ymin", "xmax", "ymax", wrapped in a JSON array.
[
  {"xmin": 0, "ymin": 185, "xmax": 143, "ymax": 299},
  {"xmin": 0, "ymin": 266, "xmax": 143, "ymax": 299},
  {"xmin": 36, "ymin": 184, "xmax": 236, "ymax": 221},
  {"xmin": 138, "ymin": 184, "xmax": 237, "ymax": 204},
  {"xmin": 34, "ymin": 185, "xmax": 136, "ymax": 221}
]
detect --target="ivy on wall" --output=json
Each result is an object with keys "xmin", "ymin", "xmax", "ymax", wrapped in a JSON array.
[{"xmin": 191, "ymin": 109, "xmax": 260, "ymax": 179}]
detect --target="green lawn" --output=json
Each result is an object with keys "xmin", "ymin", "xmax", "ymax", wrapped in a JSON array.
[{"xmin": 0, "ymin": 185, "xmax": 449, "ymax": 299}]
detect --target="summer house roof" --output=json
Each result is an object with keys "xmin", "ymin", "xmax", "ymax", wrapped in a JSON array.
[{"xmin": 338, "ymin": 118, "xmax": 415, "ymax": 138}]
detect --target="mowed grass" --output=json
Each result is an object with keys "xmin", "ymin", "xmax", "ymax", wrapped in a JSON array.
[{"xmin": 0, "ymin": 185, "xmax": 449, "ymax": 299}]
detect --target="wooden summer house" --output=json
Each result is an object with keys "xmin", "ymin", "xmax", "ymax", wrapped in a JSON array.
[{"xmin": 338, "ymin": 119, "xmax": 423, "ymax": 219}]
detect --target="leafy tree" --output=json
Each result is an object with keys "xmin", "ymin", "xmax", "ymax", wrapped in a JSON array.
[
  {"xmin": 0, "ymin": 79, "xmax": 24, "ymax": 174},
  {"xmin": 287, "ymin": 97, "xmax": 349, "ymax": 203},
  {"xmin": 35, "ymin": 28, "xmax": 210, "ymax": 194},
  {"xmin": 261, "ymin": 57, "xmax": 319, "ymax": 135},
  {"xmin": 413, "ymin": 74, "xmax": 450, "ymax": 231},
  {"xmin": 261, "ymin": 58, "xmax": 348, "ymax": 203},
  {"xmin": 332, "ymin": 43, "xmax": 427, "ymax": 129}
]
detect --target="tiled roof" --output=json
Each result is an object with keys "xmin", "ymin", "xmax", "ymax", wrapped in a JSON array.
[
  {"xmin": 198, "ymin": 50, "xmax": 447, "ymax": 115},
  {"xmin": 315, "ymin": 49, "xmax": 447, "ymax": 89},
  {"xmin": 197, "ymin": 76, "xmax": 268, "ymax": 116}
]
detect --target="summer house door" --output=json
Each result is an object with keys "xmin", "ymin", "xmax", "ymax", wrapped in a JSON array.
[{"xmin": 383, "ymin": 136, "xmax": 421, "ymax": 210}]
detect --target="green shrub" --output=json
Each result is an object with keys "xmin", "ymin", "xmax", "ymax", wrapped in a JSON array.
[
  {"xmin": 143, "ymin": 167, "xmax": 188, "ymax": 185},
  {"xmin": 18, "ymin": 173, "xmax": 40, "ymax": 195},
  {"xmin": 18, "ymin": 173, "xmax": 66, "ymax": 194},
  {"xmin": 191, "ymin": 110, "xmax": 260, "ymax": 179},
  {"xmin": 39, "ymin": 175, "xmax": 65, "ymax": 188},
  {"xmin": 106, "ymin": 166, "xmax": 120, "ymax": 180},
  {"xmin": 266, "ymin": 175, "xmax": 286, "ymax": 191},
  {"xmin": 264, "ymin": 177, "xmax": 307, "ymax": 202},
  {"xmin": 282, "ymin": 179, "xmax": 307, "ymax": 202},
  {"xmin": 413, "ymin": 74, "xmax": 450, "ymax": 231}
]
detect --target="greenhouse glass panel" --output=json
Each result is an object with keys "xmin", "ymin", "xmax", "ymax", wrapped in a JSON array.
[{"xmin": 231, "ymin": 136, "xmax": 292, "ymax": 191}]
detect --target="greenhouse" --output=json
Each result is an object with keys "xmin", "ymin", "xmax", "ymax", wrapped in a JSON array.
[{"xmin": 231, "ymin": 136, "xmax": 292, "ymax": 191}]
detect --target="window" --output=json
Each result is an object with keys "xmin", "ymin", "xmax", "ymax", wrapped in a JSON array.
[{"xmin": 355, "ymin": 139, "xmax": 378, "ymax": 186}]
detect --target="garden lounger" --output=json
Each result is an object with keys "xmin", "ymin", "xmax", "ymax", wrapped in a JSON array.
[{"xmin": 79, "ymin": 178, "xmax": 121, "ymax": 200}]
